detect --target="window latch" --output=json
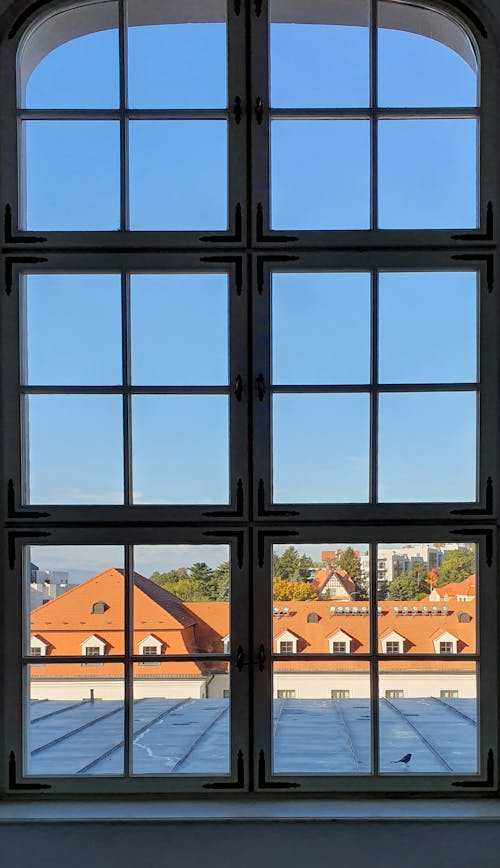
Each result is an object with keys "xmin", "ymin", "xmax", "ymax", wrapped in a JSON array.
[
  {"xmin": 236, "ymin": 644, "xmax": 245, "ymax": 672},
  {"xmin": 257, "ymin": 644, "xmax": 266, "ymax": 671},
  {"xmin": 235, "ymin": 374, "xmax": 243, "ymax": 402},
  {"xmin": 255, "ymin": 96, "xmax": 264, "ymax": 125},
  {"xmin": 256, "ymin": 373, "xmax": 266, "ymax": 401},
  {"xmin": 232, "ymin": 96, "xmax": 242, "ymax": 125}
]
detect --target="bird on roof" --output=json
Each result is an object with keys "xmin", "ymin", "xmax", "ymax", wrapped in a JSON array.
[{"xmin": 393, "ymin": 753, "xmax": 412, "ymax": 766}]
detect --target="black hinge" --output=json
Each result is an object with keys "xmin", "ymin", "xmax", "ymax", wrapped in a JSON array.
[
  {"xmin": 203, "ymin": 529, "xmax": 244, "ymax": 568},
  {"xmin": 4, "ymin": 203, "xmax": 47, "ymax": 244},
  {"xmin": 452, "ymin": 201, "xmax": 493, "ymax": 241},
  {"xmin": 256, "ymin": 203, "xmax": 298, "ymax": 243},
  {"xmin": 236, "ymin": 645, "xmax": 245, "ymax": 672},
  {"xmin": 256, "ymin": 373, "xmax": 266, "ymax": 401},
  {"xmin": 5, "ymin": 256, "xmax": 48, "ymax": 296},
  {"xmin": 451, "ymin": 253, "xmax": 494, "ymax": 293},
  {"xmin": 257, "ymin": 479, "xmax": 299, "ymax": 518},
  {"xmin": 254, "ymin": 0, "xmax": 262, "ymax": 15},
  {"xmin": 255, "ymin": 96, "xmax": 264, "ymax": 126},
  {"xmin": 8, "ymin": 530, "xmax": 51, "ymax": 570},
  {"xmin": 8, "ymin": 751, "xmax": 50, "ymax": 790},
  {"xmin": 8, "ymin": 479, "xmax": 50, "ymax": 519},
  {"xmin": 453, "ymin": 748, "xmax": 494, "ymax": 788},
  {"xmin": 203, "ymin": 748, "xmax": 245, "ymax": 789},
  {"xmin": 257, "ymin": 528, "xmax": 299, "ymax": 568},
  {"xmin": 257, "ymin": 643, "xmax": 265, "ymax": 672},
  {"xmin": 258, "ymin": 749, "xmax": 300, "ymax": 789},
  {"xmin": 257, "ymin": 254, "xmax": 300, "ymax": 294},
  {"xmin": 235, "ymin": 374, "xmax": 243, "ymax": 402},
  {"xmin": 234, "ymin": 0, "xmax": 241, "ymax": 15},
  {"xmin": 450, "ymin": 528, "xmax": 493, "ymax": 567},
  {"xmin": 203, "ymin": 478, "xmax": 244, "ymax": 518},
  {"xmin": 451, "ymin": 476, "xmax": 493, "ymax": 516},
  {"xmin": 199, "ymin": 254, "xmax": 243, "ymax": 295},
  {"xmin": 199, "ymin": 202, "xmax": 242, "ymax": 244}
]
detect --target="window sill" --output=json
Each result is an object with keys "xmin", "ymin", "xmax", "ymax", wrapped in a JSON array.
[{"xmin": 0, "ymin": 798, "xmax": 500, "ymax": 823}]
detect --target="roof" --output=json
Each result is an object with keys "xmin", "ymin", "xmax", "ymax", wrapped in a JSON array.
[
  {"xmin": 310, "ymin": 568, "xmax": 356, "ymax": 598},
  {"xmin": 30, "ymin": 572, "xmax": 476, "ymax": 677}
]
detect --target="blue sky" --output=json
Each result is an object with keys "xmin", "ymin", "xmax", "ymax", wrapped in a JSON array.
[{"xmin": 20, "ymin": 14, "xmax": 479, "ymax": 573}]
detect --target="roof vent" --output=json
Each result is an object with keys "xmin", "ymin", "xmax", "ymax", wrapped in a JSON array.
[
  {"xmin": 307, "ymin": 612, "xmax": 320, "ymax": 623},
  {"xmin": 92, "ymin": 601, "xmax": 107, "ymax": 615},
  {"xmin": 457, "ymin": 610, "xmax": 472, "ymax": 623}
]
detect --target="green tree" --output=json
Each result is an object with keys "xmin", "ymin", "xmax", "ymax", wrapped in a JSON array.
[
  {"xmin": 272, "ymin": 546, "xmax": 314, "ymax": 583},
  {"xmin": 387, "ymin": 574, "xmax": 423, "ymax": 601},
  {"xmin": 189, "ymin": 562, "xmax": 218, "ymax": 598},
  {"xmin": 149, "ymin": 567, "xmax": 189, "ymax": 587},
  {"xmin": 213, "ymin": 561, "xmax": 230, "ymax": 601},
  {"xmin": 437, "ymin": 548, "xmax": 475, "ymax": 587}
]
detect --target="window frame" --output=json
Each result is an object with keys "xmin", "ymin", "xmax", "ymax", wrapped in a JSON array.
[{"xmin": 0, "ymin": 0, "xmax": 498, "ymax": 799}]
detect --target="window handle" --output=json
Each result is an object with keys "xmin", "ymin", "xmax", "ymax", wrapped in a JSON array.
[
  {"xmin": 255, "ymin": 96, "xmax": 264, "ymax": 125},
  {"xmin": 233, "ymin": 96, "xmax": 242, "ymax": 125},
  {"xmin": 235, "ymin": 374, "xmax": 243, "ymax": 402},
  {"xmin": 257, "ymin": 644, "xmax": 266, "ymax": 672},
  {"xmin": 236, "ymin": 644, "xmax": 245, "ymax": 672},
  {"xmin": 256, "ymin": 373, "xmax": 266, "ymax": 401}
]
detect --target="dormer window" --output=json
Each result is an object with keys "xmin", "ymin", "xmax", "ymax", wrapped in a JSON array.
[
  {"xmin": 275, "ymin": 630, "xmax": 299, "ymax": 654},
  {"xmin": 222, "ymin": 635, "xmax": 230, "ymax": 654},
  {"xmin": 279, "ymin": 641, "xmax": 294, "ymax": 654},
  {"xmin": 433, "ymin": 632, "xmax": 458, "ymax": 655},
  {"xmin": 328, "ymin": 630, "xmax": 352, "ymax": 654},
  {"xmin": 331, "ymin": 642, "xmax": 347, "ymax": 654},
  {"xmin": 138, "ymin": 635, "xmax": 163, "ymax": 665},
  {"xmin": 30, "ymin": 636, "xmax": 48, "ymax": 657},
  {"xmin": 381, "ymin": 630, "xmax": 406, "ymax": 655},
  {"xmin": 81, "ymin": 635, "xmax": 106, "ymax": 664},
  {"xmin": 386, "ymin": 641, "xmax": 400, "ymax": 655}
]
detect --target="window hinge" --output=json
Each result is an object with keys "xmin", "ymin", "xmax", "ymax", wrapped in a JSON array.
[
  {"xmin": 450, "ymin": 528, "xmax": 493, "ymax": 567},
  {"xmin": 257, "ymin": 643, "xmax": 265, "ymax": 672},
  {"xmin": 256, "ymin": 373, "xmax": 266, "ymax": 401},
  {"xmin": 451, "ymin": 475, "xmax": 493, "ymax": 515},
  {"xmin": 5, "ymin": 255, "xmax": 48, "ymax": 296},
  {"xmin": 257, "ymin": 479, "xmax": 299, "ymax": 518},
  {"xmin": 203, "ymin": 529, "xmax": 244, "ymax": 568},
  {"xmin": 3, "ymin": 203, "xmax": 47, "ymax": 244},
  {"xmin": 202, "ymin": 478, "xmax": 244, "ymax": 518},
  {"xmin": 8, "ymin": 751, "xmax": 50, "ymax": 791},
  {"xmin": 256, "ymin": 203, "xmax": 298, "ymax": 243},
  {"xmin": 236, "ymin": 645, "xmax": 245, "ymax": 671},
  {"xmin": 203, "ymin": 748, "xmax": 245, "ymax": 789},
  {"xmin": 7, "ymin": 478, "xmax": 50, "ymax": 519},
  {"xmin": 199, "ymin": 203, "xmax": 242, "ymax": 244},
  {"xmin": 453, "ymin": 748, "xmax": 495, "ymax": 788},
  {"xmin": 234, "ymin": 0, "xmax": 241, "ymax": 15},
  {"xmin": 258, "ymin": 749, "xmax": 300, "ymax": 789},
  {"xmin": 254, "ymin": 0, "xmax": 262, "ymax": 16}
]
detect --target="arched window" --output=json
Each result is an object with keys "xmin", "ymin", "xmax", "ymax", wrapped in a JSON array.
[{"xmin": 1, "ymin": 0, "xmax": 497, "ymax": 797}]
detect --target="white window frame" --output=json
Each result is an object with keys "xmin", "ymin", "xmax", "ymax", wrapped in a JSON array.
[{"xmin": 0, "ymin": 0, "xmax": 498, "ymax": 799}]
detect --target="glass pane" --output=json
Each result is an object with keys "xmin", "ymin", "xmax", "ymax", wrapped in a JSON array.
[
  {"xmin": 27, "ymin": 545, "xmax": 125, "ymax": 656},
  {"xmin": 22, "ymin": 3, "xmax": 119, "ymax": 109},
  {"xmin": 379, "ymin": 272, "xmax": 477, "ymax": 384},
  {"xmin": 379, "ymin": 666, "xmax": 478, "ymax": 774},
  {"xmin": 378, "ymin": 392, "xmax": 476, "ymax": 502},
  {"xmin": 272, "ymin": 664, "xmax": 371, "ymax": 773},
  {"xmin": 272, "ymin": 544, "xmax": 370, "ymax": 653},
  {"xmin": 377, "ymin": 542, "xmax": 477, "ymax": 655},
  {"xmin": 129, "ymin": 121, "xmax": 228, "ymax": 230},
  {"xmin": 378, "ymin": 1, "xmax": 478, "ymax": 107},
  {"xmin": 272, "ymin": 394, "xmax": 369, "ymax": 502},
  {"xmin": 132, "ymin": 663, "xmax": 230, "ymax": 774},
  {"xmin": 27, "ymin": 665, "xmax": 124, "ymax": 776},
  {"xmin": 24, "ymin": 274, "xmax": 122, "ymax": 386},
  {"xmin": 378, "ymin": 119, "xmax": 477, "ymax": 229},
  {"xmin": 270, "ymin": 0, "xmax": 369, "ymax": 107},
  {"xmin": 24, "ymin": 121, "xmax": 120, "ymax": 231},
  {"xmin": 271, "ymin": 120, "xmax": 370, "ymax": 230},
  {"xmin": 272, "ymin": 272, "xmax": 370, "ymax": 385},
  {"xmin": 132, "ymin": 395, "xmax": 229, "ymax": 504},
  {"xmin": 26, "ymin": 395, "xmax": 124, "ymax": 504},
  {"xmin": 131, "ymin": 274, "xmax": 228, "ymax": 385},
  {"xmin": 128, "ymin": 0, "xmax": 227, "ymax": 108},
  {"xmin": 133, "ymin": 545, "xmax": 230, "ymax": 650}
]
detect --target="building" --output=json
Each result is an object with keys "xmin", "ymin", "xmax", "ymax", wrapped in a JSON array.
[{"xmin": 30, "ymin": 569, "xmax": 477, "ymax": 702}]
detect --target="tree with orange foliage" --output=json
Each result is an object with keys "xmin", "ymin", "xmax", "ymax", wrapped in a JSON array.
[{"xmin": 273, "ymin": 578, "xmax": 318, "ymax": 601}]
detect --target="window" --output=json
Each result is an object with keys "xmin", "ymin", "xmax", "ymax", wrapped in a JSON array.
[
  {"xmin": 0, "ymin": 0, "xmax": 497, "ymax": 799},
  {"xmin": 440, "ymin": 642, "xmax": 454, "ymax": 655},
  {"xmin": 331, "ymin": 642, "xmax": 347, "ymax": 654},
  {"xmin": 279, "ymin": 642, "xmax": 294, "ymax": 654},
  {"xmin": 441, "ymin": 690, "xmax": 459, "ymax": 699},
  {"xmin": 385, "ymin": 642, "xmax": 401, "ymax": 655}
]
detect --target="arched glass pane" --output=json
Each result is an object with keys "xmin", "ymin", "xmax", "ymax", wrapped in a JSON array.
[
  {"xmin": 378, "ymin": 1, "xmax": 478, "ymax": 107},
  {"xmin": 127, "ymin": 0, "xmax": 227, "ymax": 109},
  {"xmin": 270, "ymin": 0, "xmax": 369, "ymax": 108},
  {"xmin": 21, "ymin": 3, "xmax": 119, "ymax": 108}
]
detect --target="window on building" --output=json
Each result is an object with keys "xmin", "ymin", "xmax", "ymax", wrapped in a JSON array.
[
  {"xmin": 331, "ymin": 642, "xmax": 347, "ymax": 654},
  {"xmin": 30, "ymin": 647, "xmax": 42, "ymax": 656},
  {"xmin": 440, "ymin": 642, "xmax": 454, "ymax": 655},
  {"xmin": 0, "ymin": 0, "xmax": 496, "ymax": 798},
  {"xmin": 279, "ymin": 642, "xmax": 294, "ymax": 654},
  {"xmin": 331, "ymin": 690, "xmax": 350, "ymax": 699},
  {"xmin": 92, "ymin": 601, "xmax": 107, "ymax": 614},
  {"xmin": 441, "ymin": 690, "xmax": 459, "ymax": 699},
  {"xmin": 385, "ymin": 642, "xmax": 401, "ymax": 655}
]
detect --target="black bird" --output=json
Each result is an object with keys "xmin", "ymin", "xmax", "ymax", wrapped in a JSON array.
[{"xmin": 393, "ymin": 753, "xmax": 412, "ymax": 765}]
